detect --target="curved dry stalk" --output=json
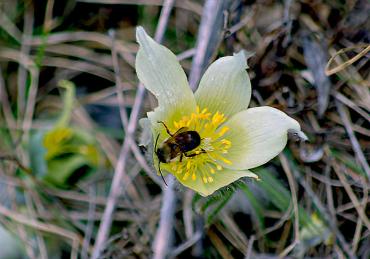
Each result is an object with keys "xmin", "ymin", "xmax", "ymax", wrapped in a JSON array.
[
  {"xmin": 325, "ymin": 44, "xmax": 370, "ymax": 76},
  {"xmin": 75, "ymin": 0, "xmax": 203, "ymax": 15},
  {"xmin": 41, "ymin": 57, "xmax": 115, "ymax": 82},
  {"xmin": 24, "ymin": 31, "xmax": 136, "ymax": 65}
]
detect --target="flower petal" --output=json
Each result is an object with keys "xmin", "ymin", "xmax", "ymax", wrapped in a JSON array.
[
  {"xmin": 135, "ymin": 27, "xmax": 196, "ymax": 126},
  {"xmin": 162, "ymin": 165, "xmax": 258, "ymax": 196},
  {"xmin": 195, "ymin": 51, "xmax": 252, "ymax": 118},
  {"xmin": 222, "ymin": 107, "xmax": 303, "ymax": 170}
]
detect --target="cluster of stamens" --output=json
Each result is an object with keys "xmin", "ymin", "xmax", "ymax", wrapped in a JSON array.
[{"xmin": 168, "ymin": 106, "xmax": 232, "ymax": 184}]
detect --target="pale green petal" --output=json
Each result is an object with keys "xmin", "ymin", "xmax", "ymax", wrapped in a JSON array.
[
  {"xmin": 135, "ymin": 27, "xmax": 196, "ymax": 127},
  {"xmin": 195, "ymin": 51, "xmax": 252, "ymax": 118},
  {"xmin": 162, "ymin": 165, "xmax": 258, "ymax": 196},
  {"xmin": 222, "ymin": 107, "xmax": 302, "ymax": 170}
]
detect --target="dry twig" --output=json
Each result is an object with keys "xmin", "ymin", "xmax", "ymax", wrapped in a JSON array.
[{"xmin": 91, "ymin": 1, "xmax": 175, "ymax": 257}]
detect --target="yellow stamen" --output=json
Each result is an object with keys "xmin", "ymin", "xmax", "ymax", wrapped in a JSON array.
[
  {"xmin": 183, "ymin": 171, "xmax": 190, "ymax": 181},
  {"xmin": 165, "ymin": 107, "xmax": 233, "ymax": 184},
  {"xmin": 186, "ymin": 161, "xmax": 191, "ymax": 170},
  {"xmin": 223, "ymin": 158, "xmax": 232, "ymax": 165},
  {"xmin": 218, "ymin": 127, "xmax": 229, "ymax": 137},
  {"xmin": 221, "ymin": 139, "xmax": 231, "ymax": 145},
  {"xmin": 203, "ymin": 176, "xmax": 208, "ymax": 183}
]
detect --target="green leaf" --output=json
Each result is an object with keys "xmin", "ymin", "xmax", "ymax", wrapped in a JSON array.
[
  {"xmin": 255, "ymin": 168, "xmax": 311, "ymax": 225},
  {"xmin": 330, "ymin": 148, "xmax": 367, "ymax": 177},
  {"xmin": 238, "ymin": 181, "xmax": 265, "ymax": 230},
  {"xmin": 192, "ymin": 189, "xmax": 235, "ymax": 225},
  {"xmin": 44, "ymin": 154, "xmax": 90, "ymax": 187},
  {"xmin": 206, "ymin": 191, "xmax": 234, "ymax": 225}
]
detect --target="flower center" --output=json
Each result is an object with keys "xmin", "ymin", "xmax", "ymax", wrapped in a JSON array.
[{"xmin": 168, "ymin": 106, "xmax": 232, "ymax": 184}]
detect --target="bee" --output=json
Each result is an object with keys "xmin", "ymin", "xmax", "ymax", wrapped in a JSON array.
[{"xmin": 155, "ymin": 121, "xmax": 205, "ymax": 185}]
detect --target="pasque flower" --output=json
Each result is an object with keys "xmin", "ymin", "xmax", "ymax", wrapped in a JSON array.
[{"xmin": 136, "ymin": 27, "xmax": 306, "ymax": 196}]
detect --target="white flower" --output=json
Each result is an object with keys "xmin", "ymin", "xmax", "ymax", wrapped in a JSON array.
[{"xmin": 136, "ymin": 27, "xmax": 306, "ymax": 196}]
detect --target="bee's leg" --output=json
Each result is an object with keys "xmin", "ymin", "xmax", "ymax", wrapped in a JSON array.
[
  {"xmin": 157, "ymin": 121, "xmax": 173, "ymax": 136},
  {"xmin": 184, "ymin": 153, "xmax": 198, "ymax": 158},
  {"xmin": 180, "ymin": 153, "xmax": 184, "ymax": 162},
  {"xmin": 184, "ymin": 150, "xmax": 206, "ymax": 158},
  {"xmin": 184, "ymin": 153, "xmax": 196, "ymax": 158}
]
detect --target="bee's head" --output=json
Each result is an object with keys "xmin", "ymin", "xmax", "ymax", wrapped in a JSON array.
[{"xmin": 156, "ymin": 146, "xmax": 171, "ymax": 163}]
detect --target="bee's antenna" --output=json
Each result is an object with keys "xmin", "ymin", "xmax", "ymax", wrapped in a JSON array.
[
  {"xmin": 155, "ymin": 134, "xmax": 160, "ymax": 151},
  {"xmin": 158, "ymin": 160, "xmax": 168, "ymax": 186},
  {"xmin": 154, "ymin": 133, "xmax": 167, "ymax": 186}
]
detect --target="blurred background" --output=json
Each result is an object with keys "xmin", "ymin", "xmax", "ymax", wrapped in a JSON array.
[{"xmin": 0, "ymin": 0, "xmax": 369, "ymax": 258}]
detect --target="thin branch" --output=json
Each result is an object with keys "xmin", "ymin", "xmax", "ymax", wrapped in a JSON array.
[
  {"xmin": 24, "ymin": 191, "xmax": 48, "ymax": 259},
  {"xmin": 169, "ymin": 231, "xmax": 202, "ymax": 258},
  {"xmin": 91, "ymin": 1, "xmax": 175, "ymax": 257},
  {"xmin": 278, "ymin": 154, "xmax": 300, "ymax": 258},
  {"xmin": 0, "ymin": 10, "xmax": 22, "ymax": 42},
  {"xmin": 244, "ymin": 235, "xmax": 255, "ymax": 259},
  {"xmin": 17, "ymin": 3, "xmax": 34, "ymax": 123},
  {"xmin": 81, "ymin": 186, "xmax": 97, "ymax": 259},
  {"xmin": 153, "ymin": 176, "xmax": 176, "ymax": 259},
  {"xmin": 188, "ymin": 0, "xmax": 229, "ymax": 89},
  {"xmin": 0, "ymin": 67, "xmax": 17, "ymax": 137},
  {"xmin": 336, "ymin": 101, "xmax": 370, "ymax": 179},
  {"xmin": 152, "ymin": 1, "xmax": 232, "ymax": 258},
  {"xmin": 110, "ymin": 29, "xmax": 155, "ymax": 180}
]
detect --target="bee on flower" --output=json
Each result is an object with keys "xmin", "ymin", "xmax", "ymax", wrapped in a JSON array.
[{"xmin": 136, "ymin": 27, "xmax": 306, "ymax": 196}]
